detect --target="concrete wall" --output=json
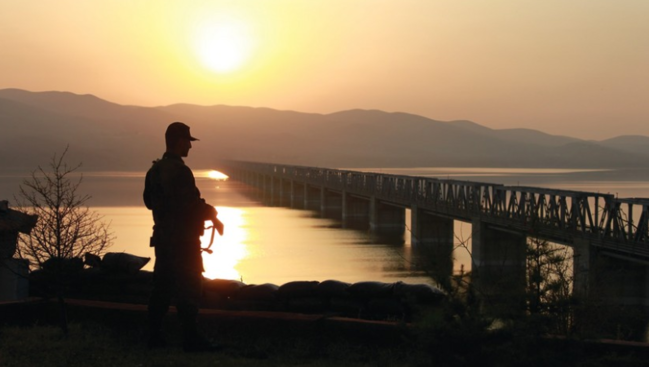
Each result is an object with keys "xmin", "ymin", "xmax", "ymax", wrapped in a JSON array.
[{"xmin": 0, "ymin": 259, "xmax": 29, "ymax": 302}]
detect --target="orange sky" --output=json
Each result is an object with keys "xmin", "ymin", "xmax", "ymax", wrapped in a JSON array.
[{"xmin": 1, "ymin": 1, "xmax": 648, "ymax": 140}]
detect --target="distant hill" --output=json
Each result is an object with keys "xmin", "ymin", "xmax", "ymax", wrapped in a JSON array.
[
  {"xmin": 1, "ymin": 88, "xmax": 648, "ymax": 172},
  {"xmin": 598, "ymin": 135, "xmax": 649, "ymax": 158},
  {"xmin": 450, "ymin": 120, "xmax": 581, "ymax": 147}
]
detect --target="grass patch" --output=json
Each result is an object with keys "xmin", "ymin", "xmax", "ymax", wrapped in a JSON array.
[
  {"xmin": 0, "ymin": 321, "xmax": 420, "ymax": 367},
  {"xmin": 1, "ymin": 305, "xmax": 648, "ymax": 367}
]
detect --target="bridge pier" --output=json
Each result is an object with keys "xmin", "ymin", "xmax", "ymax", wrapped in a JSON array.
[
  {"xmin": 573, "ymin": 239, "xmax": 596, "ymax": 300},
  {"xmin": 411, "ymin": 206, "xmax": 454, "ymax": 279},
  {"xmin": 471, "ymin": 220, "xmax": 527, "ymax": 317},
  {"xmin": 270, "ymin": 177, "xmax": 282, "ymax": 206},
  {"xmin": 267, "ymin": 177, "xmax": 278, "ymax": 206},
  {"xmin": 277, "ymin": 179, "xmax": 292, "ymax": 207},
  {"xmin": 342, "ymin": 194, "xmax": 370, "ymax": 229},
  {"xmin": 370, "ymin": 198, "xmax": 405, "ymax": 237},
  {"xmin": 573, "ymin": 240, "xmax": 649, "ymax": 339},
  {"xmin": 257, "ymin": 173, "xmax": 266, "ymax": 202},
  {"xmin": 260, "ymin": 174, "xmax": 271, "ymax": 205},
  {"xmin": 321, "ymin": 189, "xmax": 343, "ymax": 220},
  {"xmin": 290, "ymin": 181, "xmax": 305, "ymax": 209},
  {"xmin": 304, "ymin": 185, "xmax": 322, "ymax": 212}
]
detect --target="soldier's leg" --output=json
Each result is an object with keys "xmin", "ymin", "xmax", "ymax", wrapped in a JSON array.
[
  {"xmin": 147, "ymin": 257, "xmax": 174, "ymax": 348},
  {"xmin": 176, "ymin": 266, "xmax": 220, "ymax": 352},
  {"xmin": 176, "ymin": 266, "xmax": 202, "ymax": 341}
]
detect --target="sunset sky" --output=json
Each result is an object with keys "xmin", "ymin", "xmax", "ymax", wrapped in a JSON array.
[{"xmin": 2, "ymin": 1, "xmax": 648, "ymax": 140}]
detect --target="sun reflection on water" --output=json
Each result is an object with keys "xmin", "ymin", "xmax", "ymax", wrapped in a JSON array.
[
  {"xmin": 195, "ymin": 169, "xmax": 229, "ymax": 181},
  {"xmin": 200, "ymin": 206, "xmax": 247, "ymax": 280}
]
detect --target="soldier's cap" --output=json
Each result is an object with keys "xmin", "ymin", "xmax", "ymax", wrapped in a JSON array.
[{"xmin": 166, "ymin": 122, "xmax": 199, "ymax": 142}]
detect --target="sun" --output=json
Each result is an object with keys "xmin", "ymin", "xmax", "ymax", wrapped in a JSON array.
[{"xmin": 193, "ymin": 17, "xmax": 253, "ymax": 74}]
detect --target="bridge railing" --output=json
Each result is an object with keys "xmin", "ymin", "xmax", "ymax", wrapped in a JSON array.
[{"xmin": 224, "ymin": 161, "xmax": 649, "ymax": 256}]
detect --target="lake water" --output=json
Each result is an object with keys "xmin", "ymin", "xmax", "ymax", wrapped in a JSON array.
[{"xmin": 3, "ymin": 167, "xmax": 649, "ymax": 286}]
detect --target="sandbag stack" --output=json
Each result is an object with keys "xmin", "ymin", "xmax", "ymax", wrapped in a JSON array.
[
  {"xmin": 29, "ymin": 252, "xmax": 446, "ymax": 321},
  {"xmin": 203, "ymin": 278, "xmax": 446, "ymax": 321}
]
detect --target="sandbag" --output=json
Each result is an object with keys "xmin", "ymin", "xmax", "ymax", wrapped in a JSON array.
[
  {"xmin": 366, "ymin": 298, "xmax": 404, "ymax": 318},
  {"xmin": 346, "ymin": 281, "xmax": 395, "ymax": 299},
  {"xmin": 202, "ymin": 290, "xmax": 227, "ymax": 309},
  {"xmin": 393, "ymin": 282, "xmax": 445, "ymax": 303},
  {"xmin": 101, "ymin": 252, "xmax": 150, "ymax": 275},
  {"xmin": 203, "ymin": 278, "xmax": 246, "ymax": 298},
  {"xmin": 84, "ymin": 253, "xmax": 102, "ymax": 268},
  {"xmin": 42, "ymin": 257, "xmax": 84, "ymax": 275},
  {"xmin": 236, "ymin": 283, "xmax": 279, "ymax": 302},
  {"xmin": 329, "ymin": 297, "xmax": 364, "ymax": 316},
  {"xmin": 277, "ymin": 281, "xmax": 320, "ymax": 299},
  {"xmin": 284, "ymin": 297, "xmax": 325, "ymax": 313},
  {"xmin": 316, "ymin": 280, "xmax": 351, "ymax": 298}
]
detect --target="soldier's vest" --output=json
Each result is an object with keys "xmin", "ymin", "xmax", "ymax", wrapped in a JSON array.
[{"xmin": 144, "ymin": 157, "xmax": 204, "ymax": 247}]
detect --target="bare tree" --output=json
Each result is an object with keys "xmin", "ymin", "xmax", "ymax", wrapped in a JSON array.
[
  {"xmin": 14, "ymin": 147, "xmax": 113, "ymax": 269},
  {"xmin": 526, "ymin": 236, "xmax": 574, "ymax": 335}
]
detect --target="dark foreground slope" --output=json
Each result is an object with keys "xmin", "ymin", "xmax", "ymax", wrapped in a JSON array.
[{"xmin": 1, "ymin": 298, "xmax": 648, "ymax": 367}]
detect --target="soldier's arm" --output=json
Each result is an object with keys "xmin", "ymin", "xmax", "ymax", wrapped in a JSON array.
[{"xmin": 172, "ymin": 165, "xmax": 220, "ymax": 225}]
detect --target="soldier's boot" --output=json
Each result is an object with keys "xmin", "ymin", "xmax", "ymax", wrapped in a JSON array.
[{"xmin": 178, "ymin": 303, "xmax": 222, "ymax": 353}]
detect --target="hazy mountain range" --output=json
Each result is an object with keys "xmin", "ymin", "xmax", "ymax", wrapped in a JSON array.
[{"xmin": 2, "ymin": 88, "xmax": 649, "ymax": 172}]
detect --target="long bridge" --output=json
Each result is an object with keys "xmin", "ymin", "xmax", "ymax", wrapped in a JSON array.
[{"xmin": 219, "ymin": 161, "xmax": 649, "ymax": 321}]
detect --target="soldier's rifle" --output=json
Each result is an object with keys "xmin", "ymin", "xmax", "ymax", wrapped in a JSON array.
[{"xmin": 201, "ymin": 217, "xmax": 224, "ymax": 255}]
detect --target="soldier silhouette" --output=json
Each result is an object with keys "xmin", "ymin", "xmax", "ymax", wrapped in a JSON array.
[{"xmin": 143, "ymin": 122, "xmax": 223, "ymax": 352}]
